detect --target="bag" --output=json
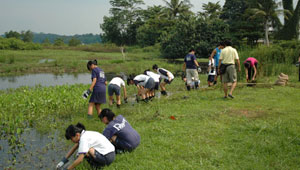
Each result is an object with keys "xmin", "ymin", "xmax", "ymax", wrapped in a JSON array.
[{"xmin": 219, "ymin": 64, "xmax": 227, "ymax": 75}]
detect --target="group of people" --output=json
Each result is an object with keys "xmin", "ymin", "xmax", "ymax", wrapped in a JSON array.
[
  {"xmin": 58, "ymin": 39, "xmax": 261, "ymax": 169},
  {"xmin": 56, "ymin": 109, "xmax": 140, "ymax": 170},
  {"xmin": 207, "ymin": 40, "xmax": 258, "ymax": 98}
]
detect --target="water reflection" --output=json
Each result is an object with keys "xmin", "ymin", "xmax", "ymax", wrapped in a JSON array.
[{"xmin": 0, "ymin": 73, "xmax": 117, "ymax": 90}]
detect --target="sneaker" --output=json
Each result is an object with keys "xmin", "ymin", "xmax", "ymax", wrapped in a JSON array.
[{"xmin": 228, "ymin": 94, "xmax": 234, "ymax": 99}]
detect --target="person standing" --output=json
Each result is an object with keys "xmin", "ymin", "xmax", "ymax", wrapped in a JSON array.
[
  {"xmin": 83, "ymin": 60, "xmax": 107, "ymax": 117},
  {"xmin": 218, "ymin": 40, "xmax": 241, "ymax": 98},
  {"xmin": 243, "ymin": 57, "xmax": 258, "ymax": 82},
  {"xmin": 99, "ymin": 108, "xmax": 140, "ymax": 153},
  {"xmin": 209, "ymin": 42, "xmax": 225, "ymax": 84},
  {"xmin": 207, "ymin": 58, "xmax": 216, "ymax": 87},
  {"xmin": 183, "ymin": 48, "xmax": 201, "ymax": 91},
  {"xmin": 108, "ymin": 77, "xmax": 127, "ymax": 108}
]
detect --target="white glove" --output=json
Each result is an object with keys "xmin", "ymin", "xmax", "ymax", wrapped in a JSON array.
[
  {"xmin": 197, "ymin": 66, "xmax": 202, "ymax": 73},
  {"xmin": 56, "ymin": 157, "xmax": 68, "ymax": 169},
  {"xmin": 56, "ymin": 161, "xmax": 64, "ymax": 169},
  {"xmin": 82, "ymin": 89, "xmax": 92, "ymax": 99}
]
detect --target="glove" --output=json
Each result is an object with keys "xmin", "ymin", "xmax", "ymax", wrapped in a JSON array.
[
  {"xmin": 82, "ymin": 89, "xmax": 92, "ymax": 99},
  {"xmin": 197, "ymin": 66, "xmax": 202, "ymax": 73},
  {"xmin": 124, "ymin": 97, "xmax": 128, "ymax": 103},
  {"xmin": 56, "ymin": 157, "xmax": 68, "ymax": 169}
]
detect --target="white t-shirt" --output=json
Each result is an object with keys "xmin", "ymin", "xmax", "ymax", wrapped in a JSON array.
[
  {"xmin": 133, "ymin": 74, "xmax": 150, "ymax": 87},
  {"xmin": 157, "ymin": 68, "xmax": 174, "ymax": 80},
  {"xmin": 145, "ymin": 71, "xmax": 160, "ymax": 82},
  {"xmin": 77, "ymin": 130, "xmax": 115, "ymax": 156},
  {"xmin": 109, "ymin": 77, "xmax": 125, "ymax": 87},
  {"xmin": 208, "ymin": 59, "xmax": 216, "ymax": 76}
]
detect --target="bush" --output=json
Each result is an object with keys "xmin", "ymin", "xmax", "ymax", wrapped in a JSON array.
[{"xmin": 0, "ymin": 37, "xmax": 42, "ymax": 50}]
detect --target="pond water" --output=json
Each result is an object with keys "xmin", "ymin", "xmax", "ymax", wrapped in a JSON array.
[
  {"xmin": 0, "ymin": 129, "xmax": 70, "ymax": 170},
  {"xmin": 0, "ymin": 73, "xmax": 117, "ymax": 90}
]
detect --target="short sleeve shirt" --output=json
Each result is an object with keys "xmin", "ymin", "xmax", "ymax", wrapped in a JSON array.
[
  {"xmin": 184, "ymin": 54, "xmax": 197, "ymax": 69},
  {"xmin": 244, "ymin": 57, "xmax": 258, "ymax": 67},
  {"xmin": 157, "ymin": 68, "xmax": 174, "ymax": 80},
  {"xmin": 145, "ymin": 71, "xmax": 160, "ymax": 82},
  {"xmin": 109, "ymin": 77, "xmax": 125, "ymax": 88},
  {"xmin": 78, "ymin": 130, "xmax": 115, "ymax": 156},
  {"xmin": 133, "ymin": 75, "xmax": 150, "ymax": 87},
  {"xmin": 91, "ymin": 67, "xmax": 106, "ymax": 90},
  {"xmin": 103, "ymin": 115, "xmax": 140, "ymax": 149},
  {"xmin": 219, "ymin": 46, "xmax": 239, "ymax": 64}
]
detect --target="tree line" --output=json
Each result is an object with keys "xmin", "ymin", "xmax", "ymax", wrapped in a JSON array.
[{"xmin": 100, "ymin": 0, "xmax": 300, "ymax": 58}]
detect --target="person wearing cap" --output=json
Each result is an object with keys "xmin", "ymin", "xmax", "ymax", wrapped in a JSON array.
[
  {"xmin": 108, "ymin": 77, "xmax": 127, "ymax": 108},
  {"xmin": 183, "ymin": 48, "xmax": 201, "ymax": 91},
  {"xmin": 152, "ymin": 64, "xmax": 174, "ymax": 95},
  {"xmin": 218, "ymin": 40, "xmax": 241, "ymax": 99},
  {"xmin": 127, "ymin": 74, "xmax": 155, "ymax": 103},
  {"xmin": 99, "ymin": 108, "xmax": 140, "ymax": 153}
]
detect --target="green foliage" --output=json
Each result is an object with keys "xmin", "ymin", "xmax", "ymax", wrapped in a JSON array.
[
  {"xmin": 160, "ymin": 15, "xmax": 228, "ymax": 59},
  {"xmin": 100, "ymin": 0, "xmax": 145, "ymax": 46},
  {"xmin": 68, "ymin": 37, "xmax": 81, "ymax": 47},
  {"xmin": 162, "ymin": 0, "xmax": 193, "ymax": 18},
  {"xmin": 0, "ymin": 37, "xmax": 42, "ymax": 50},
  {"xmin": 33, "ymin": 33, "xmax": 101, "ymax": 44},
  {"xmin": 247, "ymin": 41, "xmax": 300, "ymax": 76},
  {"xmin": 4, "ymin": 31, "xmax": 21, "ymax": 39},
  {"xmin": 54, "ymin": 38, "xmax": 65, "ymax": 46},
  {"xmin": 21, "ymin": 30, "xmax": 34, "ymax": 42}
]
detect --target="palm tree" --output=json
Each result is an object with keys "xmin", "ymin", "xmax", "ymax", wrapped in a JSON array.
[
  {"xmin": 162, "ymin": 0, "xmax": 192, "ymax": 18},
  {"xmin": 250, "ymin": 0, "xmax": 290, "ymax": 46}
]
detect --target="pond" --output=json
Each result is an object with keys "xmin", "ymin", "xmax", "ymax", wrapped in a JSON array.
[{"xmin": 0, "ymin": 73, "xmax": 117, "ymax": 90}]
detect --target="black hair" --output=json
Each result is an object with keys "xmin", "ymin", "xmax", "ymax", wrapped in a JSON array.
[
  {"xmin": 143, "ymin": 69, "xmax": 150, "ymax": 75},
  {"xmin": 219, "ymin": 41, "xmax": 225, "ymax": 47},
  {"xmin": 99, "ymin": 108, "xmax": 115, "ymax": 122},
  {"xmin": 127, "ymin": 74, "xmax": 135, "ymax": 85},
  {"xmin": 87, "ymin": 59, "xmax": 98, "ymax": 71},
  {"xmin": 224, "ymin": 40, "xmax": 232, "ymax": 46},
  {"xmin": 152, "ymin": 64, "xmax": 158, "ymax": 70},
  {"xmin": 244, "ymin": 61, "xmax": 251, "ymax": 69},
  {"xmin": 189, "ymin": 48, "xmax": 195, "ymax": 53},
  {"xmin": 65, "ymin": 122, "xmax": 86, "ymax": 140}
]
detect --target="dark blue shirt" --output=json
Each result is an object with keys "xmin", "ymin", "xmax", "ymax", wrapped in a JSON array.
[
  {"xmin": 91, "ymin": 67, "xmax": 106, "ymax": 91},
  {"xmin": 184, "ymin": 54, "xmax": 197, "ymax": 69},
  {"xmin": 103, "ymin": 115, "xmax": 140, "ymax": 149}
]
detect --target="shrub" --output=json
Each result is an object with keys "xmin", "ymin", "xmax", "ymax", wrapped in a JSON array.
[{"xmin": 0, "ymin": 38, "xmax": 41, "ymax": 50}]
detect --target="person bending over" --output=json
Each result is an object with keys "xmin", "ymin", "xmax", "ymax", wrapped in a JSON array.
[
  {"xmin": 152, "ymin": 64, "xmax": 174, "ymax": 95},
  {"xmin": 127, "ymin": 74, "xmax": 155, "ymax": 103},
  {"xmin": 108, "ymin": 77, "xmax": 127, "ymax": 108},
  {"xmin": 243, "ymin": 57, "xmax": 258, "ymax": 82},
  {"xmin": 99, "ymin": 108, "xmax": 140, "ymax": 153},
  {"xmin": 56, "ymin": 123, "xmax": 115, "ymax": 170},
  {"xmin": 144, "ymin": 69, "xmax": 161, "ymax": 99}
]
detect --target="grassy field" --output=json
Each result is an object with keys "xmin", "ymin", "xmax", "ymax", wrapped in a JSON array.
[{"xmin": 1, "ymin": 72, "xmax": 300, "ymax": 169}]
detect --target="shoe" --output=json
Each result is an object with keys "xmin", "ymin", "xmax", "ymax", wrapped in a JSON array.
[
  {"xmin": 224, "ymin": 96, "xmax": 227, "ymax": 99},
  {"xmin": 214, "ymin": 81, "xmax": 217, "ymax": 85},
  {"xmin": 228, "ymin": 94, "xmax": 234, "ymax": 99}
]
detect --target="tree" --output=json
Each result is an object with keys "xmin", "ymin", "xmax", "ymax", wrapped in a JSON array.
[
  {"xmin": 100, "ymin": 0, "xmax": 144, "ymax": 46},
  {"xmin": 21, "ymin": 30, "xmax": 33, "ymax": 42},
  {"xmin": 221, "ymin": 0, "xmax": 264, "ymax": 46},
  {"xmin": 68, "ymin": 37, "xmax": 81, "ymax": 46},
  {"xmin": 4, "ymin": 31, "xmax": 21, "ymax": 39},
  {"xmin": 54, "ymin": 38, "xmax": 65, "ymax": 46},
  {"xmin": 250, "ymin": 0, "xmax": 289, "ymax": 46},
  {"xmin": 200, "ymin": 1, "xmax": 222, "ymax": 19},
  {"xmin": 162, "ymin": 0, "xmax": 193, "ymax": 18},
  {"xmin": 276, "ymin": 0, "xmax": 300, "ymax": 40},
  {"xmin": 160, "ymin": 15, "xmax": 228, "ymax": 59}
]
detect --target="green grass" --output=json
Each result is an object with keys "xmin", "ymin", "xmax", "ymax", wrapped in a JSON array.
[{"xmin": 1, "ymin": 74, "xmax": 300, "ymax": 169}]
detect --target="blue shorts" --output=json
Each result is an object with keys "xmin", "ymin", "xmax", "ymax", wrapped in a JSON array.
[{"xmin": 108, "ymin": 84, "xmax": 121, "ymax": 96}]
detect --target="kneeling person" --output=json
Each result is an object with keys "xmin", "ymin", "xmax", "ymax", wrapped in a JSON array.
[
  {"xmin": 99, "ymin": 109, "xmax": 140, "ymax": 153},
  {"xmin": 56, "ymin": 123, "xmax": 115, "ymax": 170}
]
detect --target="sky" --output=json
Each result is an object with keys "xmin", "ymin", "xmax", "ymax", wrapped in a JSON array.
[{"xmin": 0, "ymin": 0, "xmax": 225, "ymax": 35}]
